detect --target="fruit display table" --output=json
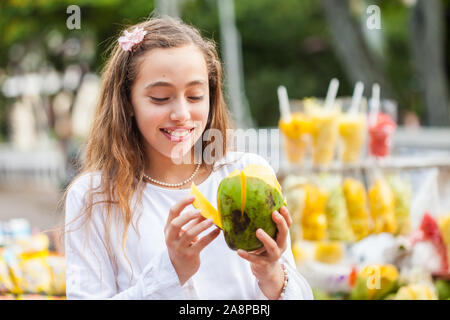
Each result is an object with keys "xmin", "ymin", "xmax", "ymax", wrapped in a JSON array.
[{"xmin": 277, "ymin": 156, "xmax": 450, "ymax": 300}]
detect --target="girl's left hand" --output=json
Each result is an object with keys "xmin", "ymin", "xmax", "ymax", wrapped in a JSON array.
[{"xmin": 237, "ymin": 206, "xmax": 293, "ymax": 300}]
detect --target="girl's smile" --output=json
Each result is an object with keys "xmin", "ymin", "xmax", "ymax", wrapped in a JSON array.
[{"xmin": 160, "ymin": 126, "xmax": 195, "ymax": 142}]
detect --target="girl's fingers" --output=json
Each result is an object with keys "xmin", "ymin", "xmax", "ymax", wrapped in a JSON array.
[
  {"xmin": 181, "ymin": 217, "xmax": 203, "ymax": 233},
  {"xmin": 179, "ymin": 232, "xmax": 198, "ymax": 246},
  {"xmin": 167, "ymin": 196, "xmax": 195, "ymax": 224},
  {"xmin": 166, "ymin": 209, "xmax": 202, "ymax": 241},
  {"xmin": 250, "ymin": 247, "xmax": 266, "ymax": 255},
  {"xmin": 279, "ymin": 206, "xmax": 292, "ymax": 228},
  {"xmin": 237, "ymin": 249, "xmax": 269, "ymax": 264},
  {"xmin": 180, "ymin": 218, "xmax": 215, "ymax": 246},
  {"xmin": 192, "ymin": 227, "xmax": 221, "ymax": 252},
  {"xmin": 272, "ymin": 211, "xmax": 289, "ymax": 251},
  {"xmin": 238, "ymin": 209, "xmax": 291, "ymax": 265},
  {"xmin": 255, "ymin": 228, "xmax": 279, "ymax": 260}
]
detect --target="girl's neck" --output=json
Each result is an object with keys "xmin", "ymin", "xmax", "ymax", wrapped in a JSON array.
[{"xmin": 144, "ymin": 149, "xmax": 205, "ymax": 186}]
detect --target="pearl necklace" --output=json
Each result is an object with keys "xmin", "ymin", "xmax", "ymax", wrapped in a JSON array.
[{"xmin": 143, "ymin": 163, "xmax": 201, "ymax": 188}]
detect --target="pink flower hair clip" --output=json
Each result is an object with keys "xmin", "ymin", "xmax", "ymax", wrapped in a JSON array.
[{"xmin": 118, "ymin": 27, "xmax": 148, "ymax": 52}]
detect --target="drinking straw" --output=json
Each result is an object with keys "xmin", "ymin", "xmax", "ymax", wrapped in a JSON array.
[
  {"xmin": 277, "ymin": 85, "xmax": 292, "ymax": 122},
  {"xmin": 324, "ymin": 78, "xmax": 339, "ymax": 110},
  {"xmin": 369, "ymin": 83, "xmax": 380, "ymax": 127},
  {"xmin": 349, "ymin": 81, "xmax": 364, "ymax": 114}
]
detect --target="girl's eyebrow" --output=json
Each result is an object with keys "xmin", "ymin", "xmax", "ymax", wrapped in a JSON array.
[{"xmin": 145, "ymin": 80, "xmax": 207, "ymax": 89}]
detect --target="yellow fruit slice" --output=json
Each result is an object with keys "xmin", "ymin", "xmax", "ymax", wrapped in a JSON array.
[
  {"xmin": 240, "ymin": 170, "xmax": 247, "ymax": 217},
  {"xmin": 190, "ymin": 182, "xmax": 222, "ymax": 229},
  {"xmin": 228, "ymin": 165, "xmax": 281, "ymax": 195}
]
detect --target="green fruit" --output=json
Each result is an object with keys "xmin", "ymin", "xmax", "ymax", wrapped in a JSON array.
[
  {"xmin": 435, "ymin": 280, "xmax": 450, "ymax": 300},
  {"xmin": 350, "ymin": 277, "xmax": 398, "ymax": 300},
  {"xmin": 218, "ymin": 165, "xmax": 285, "ymax": 251},
  {"xmin": 312, "ymin": 289, "xmax": 331, "ymax": 300}
]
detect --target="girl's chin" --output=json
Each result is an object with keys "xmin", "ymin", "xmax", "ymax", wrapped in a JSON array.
[{"xmin": 158, "ymin": 143, "xmax": 197, "ymax": 161}]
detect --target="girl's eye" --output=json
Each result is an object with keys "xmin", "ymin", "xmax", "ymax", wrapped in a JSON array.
[
  {"xmin": 188, "ymin": 96, "xmax": 204, "ymax": 101},
  {"xmin": 150, "ymin": 97, "xmax": 169, "ymax": 103}
]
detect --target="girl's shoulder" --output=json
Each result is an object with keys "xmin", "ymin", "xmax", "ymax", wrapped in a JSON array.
[{"xmin": 66, "ymin": 170, "xmax": 103, "ymax": 197}]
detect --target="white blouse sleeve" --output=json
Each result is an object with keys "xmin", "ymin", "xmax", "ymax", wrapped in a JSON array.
[
  {"xmin": 65, "ymin": 186, "xmax": 192, "ymax": 300},
  {"xmin": 252, "ymin": 232, "xmax": 314, "ymax": 300}
]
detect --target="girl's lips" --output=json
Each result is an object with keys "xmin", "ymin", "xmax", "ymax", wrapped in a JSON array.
[{"xmin": 160, "ymin": 128, "xmax": 194, "ymax": 142}]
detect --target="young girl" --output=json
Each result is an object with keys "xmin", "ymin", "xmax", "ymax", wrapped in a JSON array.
[{"xmin": 64, "ymin": 16, "xmax": 313, "ymax": 300}]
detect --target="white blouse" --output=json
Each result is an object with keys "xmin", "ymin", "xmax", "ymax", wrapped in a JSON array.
[{"xmin": 65, "ymin": 151, "xmax": 313, "ymax": 300}]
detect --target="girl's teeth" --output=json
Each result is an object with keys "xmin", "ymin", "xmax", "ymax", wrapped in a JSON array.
[
  {"xmin": 164, "ymin": 129, "xmax": 192, "ymax": 137},
  {"xmin": 172, "ymin": 131, "xmax": 188, "ymax": 137}
]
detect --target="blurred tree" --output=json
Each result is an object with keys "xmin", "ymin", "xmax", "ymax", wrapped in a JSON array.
[
  {"xmin": 0, "ymin": 0, "xmax": 157, "ymax": 188},
  {"xmin": 184, "ymin": 0, "xmax": 352, "ymax": 127},
  {"xmin": 411, "ymin": 0, "xmax": 449, "ymax": 126},
  {"xmin": 320, "ymin": 0, "xmax": 394, "ymax": 99}
]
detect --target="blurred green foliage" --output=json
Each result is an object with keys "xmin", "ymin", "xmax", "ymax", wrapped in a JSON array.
[
  {"xmin": 183, "ymin": 0, "xmax": 352, "ymax": 126},
  {"xmin": 0, "ymin": 0, "xmax": 448, "ymax": 137},
  {"xmin": 381, "ymin": 0, "xmax": 424, "ymax": 118}
]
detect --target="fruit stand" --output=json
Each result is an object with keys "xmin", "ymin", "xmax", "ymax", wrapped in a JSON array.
[
  {"xmin": 279, "ymin": 162, "xmax": 450, "ymax": 300},
  {"xmin": 276, "ymin": 84, "xmax": 450, "ymax": 300}
]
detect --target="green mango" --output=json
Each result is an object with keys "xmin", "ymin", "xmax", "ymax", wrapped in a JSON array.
[
  {"xmin": 435, "ymin": 280, "xmax": 450, "ymax": 300},
  {"xmin": 312, "ymin": 289, "xmax": 332, "ymax": 300},
  {"xmin": 218, "ymin": 165, "xmax": 285, "ymax": 251}
]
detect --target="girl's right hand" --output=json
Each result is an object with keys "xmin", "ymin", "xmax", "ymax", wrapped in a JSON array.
[{"xmin": 165, "ymin": 195, "xmax": 221, "ymax": 286}]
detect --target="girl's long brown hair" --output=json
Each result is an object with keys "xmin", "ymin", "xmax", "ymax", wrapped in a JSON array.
[{"xmin": 62, "ymin": 16, "xmax": 234, "ymax": 276}]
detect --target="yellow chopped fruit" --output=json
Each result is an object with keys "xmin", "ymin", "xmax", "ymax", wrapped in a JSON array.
[
  {"xmin": 301, "ymin": 184, "xmax": 328, "ymax": 241},
  {"xmin": 360, "ymin": 264, "xmax": 399, "ymax": 282},
  {"xmin": 314, "ymin": 241, "xmax": 342, "ymax": 264},
  {"xmin": 279, "ymin": 112, "xmax": 312, "ymax": 139},
  {"xmin": 368, "ymin": 179, "xmax": 397, "ymax": 234},
  {"xmin": 190, "ymin": 182, "xmax": 222, "ymax": 229},
  {"xmin": 291, "ymin": 242, "xmax": 307, "ymax": 264},
  {"xmin": 438, "ymin": 214, "xmax": 450, "ymax": 245},
  {"xmin": 395, "ymin": 284, "xmax": 437, "ymax": 300}
]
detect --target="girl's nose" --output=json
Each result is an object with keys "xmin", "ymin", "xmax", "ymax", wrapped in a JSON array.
[{"xmin": 170, "ymin": 98, "xmax": 190, "ymax": 122}]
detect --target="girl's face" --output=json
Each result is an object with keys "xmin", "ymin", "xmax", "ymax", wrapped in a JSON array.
[{"xmin": 130, "ymin": 44, "xmax": 210, "ymax": 162}]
